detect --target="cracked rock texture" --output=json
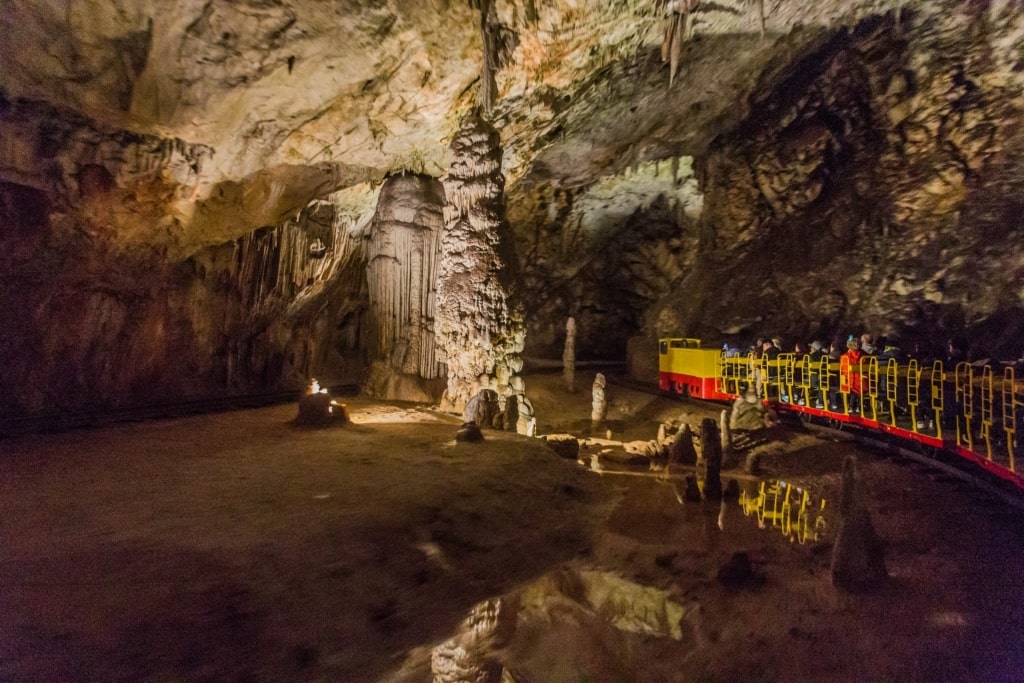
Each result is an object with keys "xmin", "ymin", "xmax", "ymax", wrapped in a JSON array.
[{"xmin": 639, "ymin": 4, "xmax": 1024, "ymax": 368}]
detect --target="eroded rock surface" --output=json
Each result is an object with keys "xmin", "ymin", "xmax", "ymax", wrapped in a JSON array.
[
  {"xmin": 2, "ymin": 0, "xmax": 1023, "ymax": 418},
  {"xmin": 436, "ymin": 112, "xmax": 524, "ymax": 413}
]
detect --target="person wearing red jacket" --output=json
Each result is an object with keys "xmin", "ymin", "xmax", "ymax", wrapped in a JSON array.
[{"xmin": 839, "ymin": 336, "xmax": 864, "ymax": 413}]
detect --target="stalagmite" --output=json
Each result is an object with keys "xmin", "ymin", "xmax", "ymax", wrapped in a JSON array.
[
  {"xmin": 591, "ymin": 372, "xmax": 608, "ymax": 432},
  {"xmin": 832, "ymin": 456, "xmax": 888, "ymax": 591},
  {"xmin": 365, "ymin": 174, "xmax": 446, "ymax": 399},
  {"xmin": 700, "ymin": 417, "xmax": 723, "ymax": 501},
  {"xmin": 720, "ymin": 408, "xmax": 732, "ymax": 452},
  {"xmin": 670, "ymin": 423, "xmax": 698, "ymax": 464},
  {"xmin": 563, "ymin": 316, "xmax": 577, "ymax": 392},
  {"xmin": 435, "ymin": 111, "xmax": 525, "ymax": 413}
]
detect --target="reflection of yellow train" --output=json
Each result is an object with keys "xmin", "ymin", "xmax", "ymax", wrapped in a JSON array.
[
  {"xmin": 657, "ymin": 336, "xmax": 1024, "ymax": 493},
  {"xmin": 740, "ymin": 480, "xmax": 828, "ymax": 545}
]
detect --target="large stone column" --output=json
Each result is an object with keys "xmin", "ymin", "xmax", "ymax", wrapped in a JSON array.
[
  {"xmin": 436, "ymin": 111, "xmax": 524, "ymax": 413},
  {"xmin": 364, "ymin": 174, "xmax": 447, "ymax": 401}
]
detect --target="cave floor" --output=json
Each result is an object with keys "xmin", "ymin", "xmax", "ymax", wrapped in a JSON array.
[{"xmin": 1, "ymin": 371, "xmax": 1023, "ymax": 682}]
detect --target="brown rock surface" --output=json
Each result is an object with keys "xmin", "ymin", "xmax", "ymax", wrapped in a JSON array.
[{"xmin": 2, "ymin": 0, "xmax": 1023, "ymax": 416}]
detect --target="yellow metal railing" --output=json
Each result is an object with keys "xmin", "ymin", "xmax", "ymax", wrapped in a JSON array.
[
  {"xmin": 931, "ymin": 361, "xmax": 945, "ymax": 440},
  {"xmin": 906, "ymin": 358, "xmax": 921, "ymax": 432},
  {"xmin": 797, "ymin": 354, "xmax": 812, "ymax": 406},
  {"xmin": 883, "ymin": 358, "xmax": 898, "ymax": 426},
  {"xmin": 863, "ymin": 356, "xmax": 879, "ymax": 422},
  {"xmin": 709, "ymin": 351, "xmax": 1024, "ymax": 485},
  {"xmin": 1003, "ymin": 366, "xmax": 1018, "ymax": 473},
  {"xmin": 780, "ymin": 353, "xmax": 795, "ymax": 403},
  {"xmin": 981, "ymin": 365, "xmax": 994, "ymax": 461},
  {"xmin": 956, "ymin": 362, "xmax": 973, "ymax": 450}
]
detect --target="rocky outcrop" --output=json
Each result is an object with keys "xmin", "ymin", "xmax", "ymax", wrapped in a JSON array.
[
  {"xmin": 640, "ymin": 4, "xmax": 1024, "ymax": 360},
  {"xmin": 509, "ymin": 161, "xmax": 701, "ymax": 360},
  {"xmin": 0, "ymin": 188, "xmax": 368, "ymax": 418},
  {"xmin": 436, "ymin": 112, "xmax": 525, "ymax": 413}
]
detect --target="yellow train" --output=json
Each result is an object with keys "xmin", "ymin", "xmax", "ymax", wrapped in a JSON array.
[
  {"xmin": 658, "ymin": 337, "xmax": 1024, "ymax": 492},
  {"xmin": 657, "ymin": 338, "xmax": 733, "ymax": 400}
]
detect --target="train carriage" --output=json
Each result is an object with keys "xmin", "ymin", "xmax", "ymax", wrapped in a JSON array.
[{"xmin": 658, "ymin": 337, "xmax": 1024, "ymax": 493}]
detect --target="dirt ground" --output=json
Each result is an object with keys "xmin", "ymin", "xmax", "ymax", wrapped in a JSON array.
[{"xmin": 1, "ymin": 370, "xmax": 1023, "ymax": 682}]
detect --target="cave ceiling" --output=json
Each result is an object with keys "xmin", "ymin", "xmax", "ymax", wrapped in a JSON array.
[{"xmin": 0, "ymin": 0, "xmax": 914, "ymax": 252}]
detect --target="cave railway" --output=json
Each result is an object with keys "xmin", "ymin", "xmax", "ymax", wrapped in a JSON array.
[{"xmin": 658, "ymin": 337, "xmax": 1024, "ymax": 499}]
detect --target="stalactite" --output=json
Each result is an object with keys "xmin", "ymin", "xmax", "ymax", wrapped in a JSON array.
[
  {"xmin": 468, "ymin": 0, "xmax": 517, "ymax": 115},
  {"xmin": 481, "ymin": 0, "xmax": 498, "ymax": 114}
]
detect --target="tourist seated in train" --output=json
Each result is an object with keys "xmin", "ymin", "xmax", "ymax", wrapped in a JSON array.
[
  {"xmin": 878, "ymin": 340, "xmax": 904, "ymax": 364},
  {"xmin": 835, "ymin": 336, "xmax": 864, "ymax": 412},
  {"xmin": 790, "ymin": 341, "xmax": 808, "ymax": 404},
  {"xmin": 827, "ymin": 337, "xmax": 843, "ymax": 362},
  {"xmin": 753, "ymin": 337, "xmax": 766, "ymax": 358},
  {"xmin": 808, "ymin": 340, "xmax": 827, "ymax": 363},
  {"xmin": 860, "ymin": 333, "xmax": 876, "ymax": 356},
  {"xmin": 874, "ymin": 340, "xmax": 903, "ymax": 412},
  {"xmin": 941, "ymin": 337, "xmax": 973, "ymax": 429},
  {"xmin": 723, "ymin": 342, "xmax": 743, "ymax": 358},
  {"xmin": 720, "ymin": 342, "xmax": 742, "ymax": 383},
  {"xmin": 762, "ymin": 338, "xmax": 781, "ymax": 389},
  {"xmin": 806, "ymin": 340, "xmax": 827, "ymax": 408},
  {"xmin": 946, "ymin": 338, "xmax": 966, "ymax": 367}
]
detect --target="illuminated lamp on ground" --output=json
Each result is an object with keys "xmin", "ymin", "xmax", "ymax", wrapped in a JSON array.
[{"xmin": 295, "ymin": 378, "xmax": 349, "ymax": 427}]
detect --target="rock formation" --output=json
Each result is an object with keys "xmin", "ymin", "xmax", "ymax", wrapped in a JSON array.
[
  {"xmin": 699, "ymin": 417, "xmax": 724, "ymax": 501},
  {"xmin": 831, "ymin": 455, "xmax": 888, "ymax": 591},
  {"xmin": 730, "ymin": 390, "xmax": 767, "ymax": 432},
  {"xmin": 436, "ymin": 111, "xmax": 525, "ymax": 414},
  {"xmin": 563, "ymin": 316, "xmax": 577, "ymax": 392},
  {"xmin": 590, "ymin": 372, "xmax": 608, "ymax": 431},
  {"xmin": 431, "ymin": 598, "xmax": 515, "ymax": 683},
  {"xmin": 363, "ymin": 173, "xmax": 446, "ymax": 401},
  {"xmin": 2, "ymin": 0, "xmax": 1023, "ymax": 420},
  {"xmin": 641, "ymin": 4, "xmax": 1024, "ymax": 359}
]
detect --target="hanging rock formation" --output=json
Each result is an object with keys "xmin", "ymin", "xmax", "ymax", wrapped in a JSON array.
[{"xmin": 436, "ymin": 111, "xmax": 525, "ymax": 413}]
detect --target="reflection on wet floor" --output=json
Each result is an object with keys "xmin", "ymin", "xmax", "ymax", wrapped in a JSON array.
[
  {"xmin": 739, "ymin": 479, "xmax": 829, "ymax": 544},
  {"xmin": 415, "ymin": 568, "xmax": 693, "ymax": 682}
]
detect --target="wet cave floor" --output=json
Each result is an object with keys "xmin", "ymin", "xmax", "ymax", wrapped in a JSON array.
[{"xmin": 1, "ymin": 371, "xmax": 1022, "ymax": 682}]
